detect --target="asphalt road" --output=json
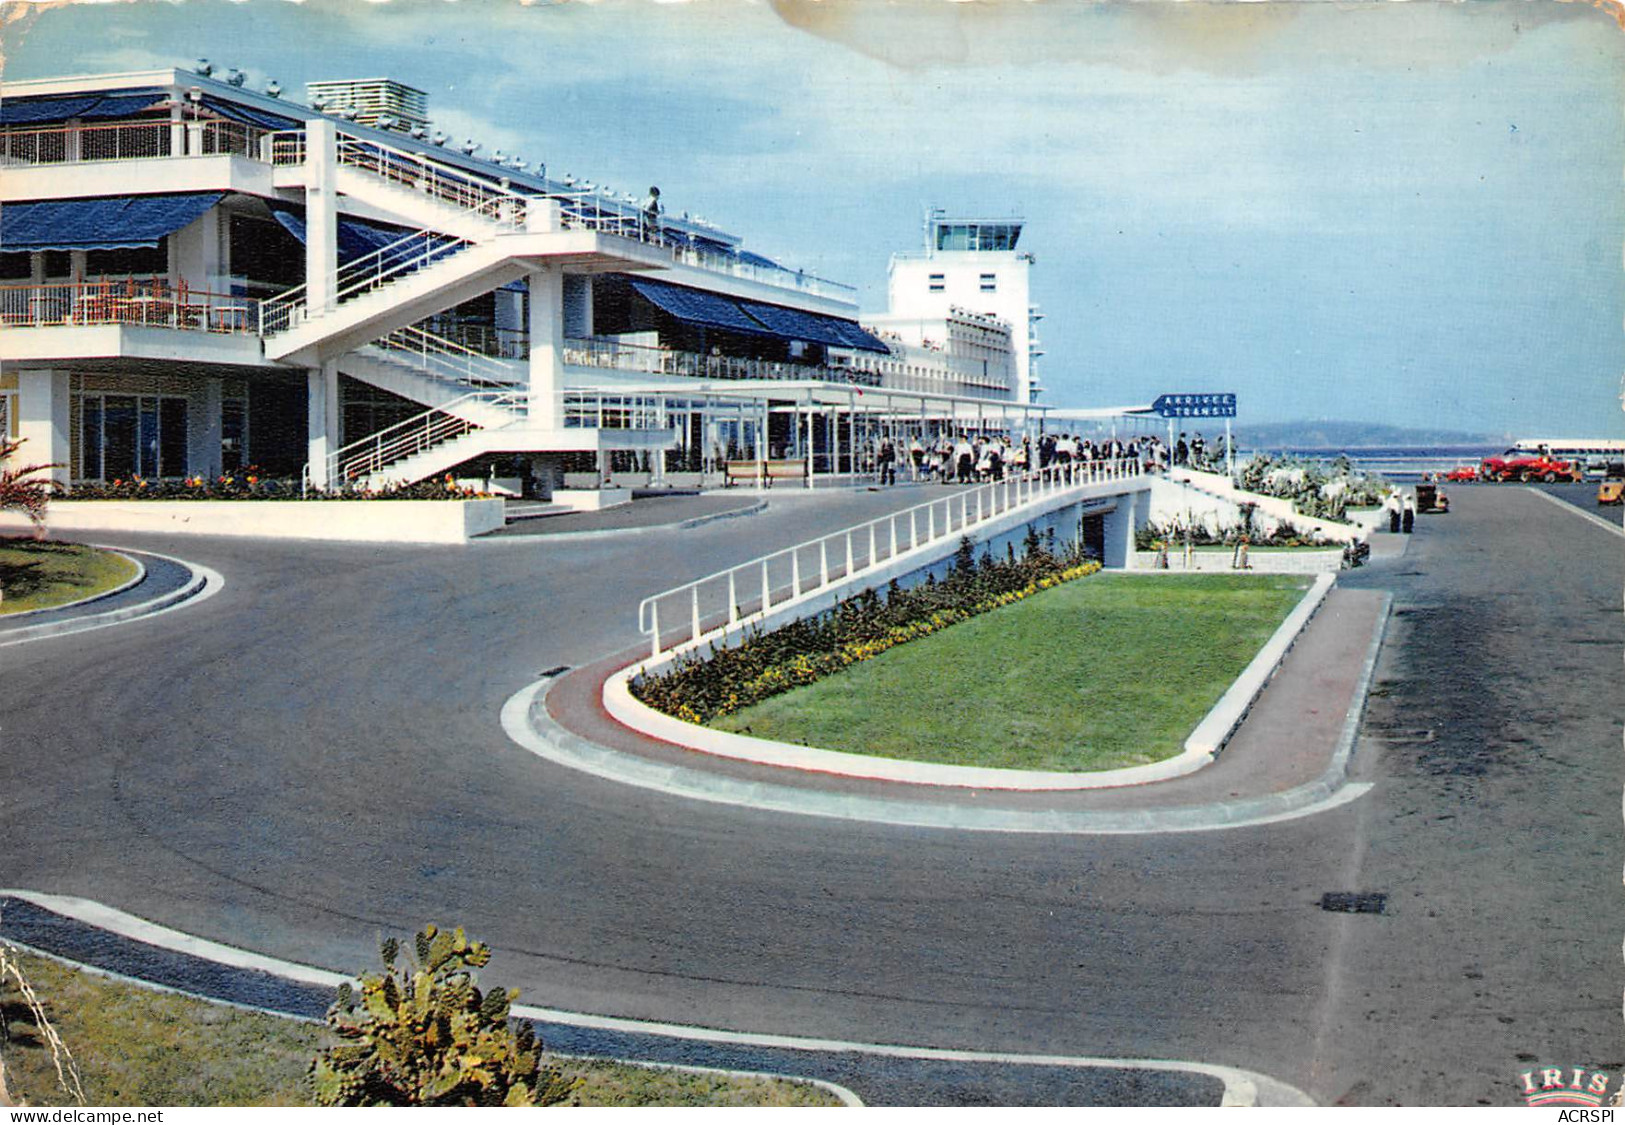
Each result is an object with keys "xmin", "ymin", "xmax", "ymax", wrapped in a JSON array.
[{"xmin": 1, "ymin": 483, "xmax": 1619, "ymax": 1105}]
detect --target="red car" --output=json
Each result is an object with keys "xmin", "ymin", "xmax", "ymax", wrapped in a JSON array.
[
  {"xmin": 1478, "ymin": 454, "xmax": 1582, "ymax": 483},
  {"xmin": 1443, "ymin": 465, "xmax": 1479, "ymax": 482}
]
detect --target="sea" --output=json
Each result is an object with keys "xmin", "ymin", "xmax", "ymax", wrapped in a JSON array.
[{"xmin": 1238, "ymin": 445, "xmax": 1505, "ymax": 481}]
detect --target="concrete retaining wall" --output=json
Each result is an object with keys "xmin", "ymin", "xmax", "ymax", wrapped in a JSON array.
[
  {"xmin": 4, "ymin": 498, "xmax": 506, "ymax": 544},
  {"xmin": 1126, "ymin": 549, "xmax": 1345, "ymax": 575}
]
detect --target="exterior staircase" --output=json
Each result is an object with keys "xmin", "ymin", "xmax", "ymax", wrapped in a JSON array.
[{"xmin": 338, "ymin": 325, "xmax": 525, "ymax": 421}]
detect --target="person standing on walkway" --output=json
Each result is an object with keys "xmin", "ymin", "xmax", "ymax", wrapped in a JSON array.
[
  {"xmin": 1402, "ymin": 492, "xmax": 1416, "ymax": 533},
  {"xmin": 1385, "ymin": 490, "xmax": 1402, "ymax": 533},
  {"xmin": 878, "ymin": 437, "xmax": 897, "ymax": 486}
]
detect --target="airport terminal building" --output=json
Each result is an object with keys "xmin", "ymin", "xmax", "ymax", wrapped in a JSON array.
[{"xmin": 0, "ymin": 67, "xmax": 1049, "ymax": 496}]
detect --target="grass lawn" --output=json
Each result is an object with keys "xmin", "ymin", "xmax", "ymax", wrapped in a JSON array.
[
  {"xmin": 712, "ymin": 573, "xmax": 1312, "ymax": 772},
  {"xmin": 0, "ymin": 949, "xmax": 840, "ymax": 1107},
  {"xmin": 0, "ymin": 538, "xmax": 137, "ymax": 615}
]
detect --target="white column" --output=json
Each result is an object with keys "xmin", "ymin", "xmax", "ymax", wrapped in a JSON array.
[
  {"xmin": 169, "ymin": 95, "xmax": 186, "ymax": 157},
  {"xmin": 306, "ymin": 360, "xmax": 340, "ymax": 489},
  {"xmin": 187, "ymin": 377, "xmax": 224, "ymax": 478},
  {"xmin": 305, "ymin": 118, "xmax": 339, "ymax": 314},
  {"xmin": 527, "ymin": 266, "xmax": 564, "ymax": 431},
  {"xmin": 17, "ymin": 370, "xmax": 71, "ymax": 489}
]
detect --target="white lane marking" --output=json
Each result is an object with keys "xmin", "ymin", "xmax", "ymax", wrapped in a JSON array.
[
  {"xmin": 0, "ymin": 889, "xmax": 1311, "ymax": 1106},
  {"xmin": 504, "ymin": 678, "xmax": 1372, "ymax": 836},
  {"xmin": 1526, "ymin": 486, "xmax": 1625, "ymax": 540},
  {"xmin": 0, "ymin": 549, "xmax": 224, "ymax": 648}
]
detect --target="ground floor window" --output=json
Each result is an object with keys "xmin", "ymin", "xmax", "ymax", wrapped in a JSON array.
[
  {"xmin": 222, "ymin": 398, "xmax": 248, "ymax": 472},
  {"xmin": 77, "ymin": 393, "xmax": 188, "ymax": 481}
]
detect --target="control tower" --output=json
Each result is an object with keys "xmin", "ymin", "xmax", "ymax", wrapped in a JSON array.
[{"xmin": 880, "ymin": 210, "xmax": 1042, "ymax": 403}]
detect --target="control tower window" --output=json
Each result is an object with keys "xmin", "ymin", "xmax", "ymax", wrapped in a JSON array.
[{"xmin": 928, "ymin": 273, "xmax": 945, "ymax": 293}]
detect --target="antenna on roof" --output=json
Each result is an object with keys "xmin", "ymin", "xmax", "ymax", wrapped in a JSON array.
[
  {"xmin": 460, "ymin": 139, "xmax": 480, "ymax": 155},
  {"xmin": 376, "ymin": 114, "xmax": 397, "ymax": 130},
  {"xmin": 409, "ymin": 124, "xmax": 427, "ymax": 139}
]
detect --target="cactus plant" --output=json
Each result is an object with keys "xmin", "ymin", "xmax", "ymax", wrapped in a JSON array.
[{"xmin": 310, "ymin": 924, "xmax": 575, "ymax": 1107}]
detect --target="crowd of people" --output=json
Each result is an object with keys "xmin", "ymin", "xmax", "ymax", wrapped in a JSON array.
[{"xmin": 860, "ymin": 430, "xmax": 1225, "ymax": 486}]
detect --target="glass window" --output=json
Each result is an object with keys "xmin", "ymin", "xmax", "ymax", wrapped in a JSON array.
[
  {"xmin": 80, "ymin": 398, "xmax": 102, "ymax": 480},
  {"xmin": 102, "ymin": 396, "xmax": 137, "ymax": 480},
  {"xmin": 43, "ymin": 251, "xmax": 72, "ymax": 279},
  {"xmin": 160, "ymin": 397, "xmax": 188, "ymax": 478},
  {"xmin": 222, "ymin": 399, "xmax": 246, "ymax": 472},
  {"xmin": 139, "ymin": 397, "xmax": 160, "ymax": 477},
  {"xmin": 0, "ymin": 253, "xmax": 30, "ymax": 281}
]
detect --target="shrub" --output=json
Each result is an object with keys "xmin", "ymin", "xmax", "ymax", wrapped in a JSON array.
[
  {"xmin": 633, "ymin": 528, "xmax": 1102, "ymax": 723},
  {"xmin": 66, "ymin": 470, "xmax": 486, "ymax": 502},
  {"xmin": 0, "ymin": 438, "xmax": 62, "ymax": 531},
  {"xmin": 310, "ymin": 925, "xmax": 575, "ymax": 1107}
]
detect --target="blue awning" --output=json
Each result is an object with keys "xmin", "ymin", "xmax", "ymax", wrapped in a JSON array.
[
  {"xmin": 629, "ymin": 277, "xmax": 775, "ymax": 338},
  {"xmin": 735, "ymin": 299, "xmax": 889, "ymax": 353},
  {"xmin": 828, "ymin": 319, "xmax": 891, "ymax": 353},
  {"xmin": 1, "ymin": 192, "xmax": 223, "ymax": 252},
  {"xmin": 735, "ymin": 249, "xmax": 782, "ymax": 271},
  {"xmin": 75, "ymin": 91, "xmax": 168, "ymax": 120},
  {"xmin": 267, "ymin": 203, "xmax": 461, "ymax": 271},
  {"xmin": 0, "ymin": 95, "xmax": 103, "ymax": 126},
  {"xmin": 0, "ymin": 90, "xmax": 167, "ymax": 125},
  {"xmin": 200, "ymin": 96, "xmax": 301, "ymax": 132}
]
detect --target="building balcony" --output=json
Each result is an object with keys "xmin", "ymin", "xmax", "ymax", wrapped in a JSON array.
[{"xmin": 0, "ymin": 278, "xmax": 261, "ymax": 334}]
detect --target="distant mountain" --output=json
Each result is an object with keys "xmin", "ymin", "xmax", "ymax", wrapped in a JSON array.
[{"xmin": 1232, "ymin": 421, "xmax": 1504, "ymax": 450}]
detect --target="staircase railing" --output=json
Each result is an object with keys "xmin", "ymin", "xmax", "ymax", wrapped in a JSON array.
[
  {"xmin": 636, "ymin": 459, "xmax": 1144, "ymax": 660},
  {"xmin": 369, "ymin": 325, "xmax": 523, "ymax": 390},
  {"xmin": 329, "ymin": 389, "xmax": 529, "ymax": 486},
  {"xmin": 258, "ymin": 228, "xmax": 472, "ymax": 338}
]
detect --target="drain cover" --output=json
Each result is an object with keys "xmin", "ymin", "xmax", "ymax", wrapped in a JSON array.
[{"xmin": 1321, "ymin": 892, "xmax": 1388, "ymax": 914}]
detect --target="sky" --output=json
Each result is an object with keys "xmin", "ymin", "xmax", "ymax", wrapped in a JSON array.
[{"xmin": 4, "ymin": 0, "xmax": 1624, "ymax": 437}]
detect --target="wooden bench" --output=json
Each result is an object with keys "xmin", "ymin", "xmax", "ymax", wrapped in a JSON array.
[{"xmin": 723, "ymin": 459, "xmax": 807, "ymax": 488}]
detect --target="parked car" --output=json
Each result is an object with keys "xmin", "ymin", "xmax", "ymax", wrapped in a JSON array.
[
  {"xmin": 1598, "ymin": 463, "xmax": 1625, "ymax": 506},
  {"xmin": 1443, "ymin": 464, "xmax": 1479, "ymax": 482},
  {"xmin": 1478, "ymin": 453, "xmax": 1583, "ymax": 483}
]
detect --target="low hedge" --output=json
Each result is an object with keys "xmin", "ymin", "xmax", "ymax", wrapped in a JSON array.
[
  {"xmin": 63, "ymin": 471, "xmax": 485, "ymax": 501},
  {"xmin": 632, "ymin": 527, "xmax": 1102, "ymax": 724}
]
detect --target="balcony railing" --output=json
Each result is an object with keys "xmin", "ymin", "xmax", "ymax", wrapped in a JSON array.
[
  {"xmin": 562, "ymin": 336, "xmax": 882, "ymax": 387},
  {"xmin": 0, "ymin": 279, "xmax": 261, "ymax": 334},
  {"xmin": 0, "ymin": 118, "xmax": 270, "ymax": 166}
]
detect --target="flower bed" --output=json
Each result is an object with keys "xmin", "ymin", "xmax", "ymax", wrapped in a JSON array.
[
  {"xmin": 64, "ymin": 470, "xmax": 487, "ymax": 501},
  {"xmin": 632, "ymin": 528, "xmax": 1102, "ymax": 724}
]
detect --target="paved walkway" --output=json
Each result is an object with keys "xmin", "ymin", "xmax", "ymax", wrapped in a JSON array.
[
  {"xmin": 540, "ymin": 580, "xmax": 1389, "ymax": 826},
  {"xmin": 484, "ymin": 493, "xmax": 766, "ymax": 537}
]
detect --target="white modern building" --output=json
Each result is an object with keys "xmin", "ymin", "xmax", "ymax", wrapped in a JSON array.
[
  {"xmin": 1, "ymin": 67, "xmax": 1052, "ymax": 499},
  {"xmin": 877, "ymin": 210, "xmax": 1043, "ymax": 404}
]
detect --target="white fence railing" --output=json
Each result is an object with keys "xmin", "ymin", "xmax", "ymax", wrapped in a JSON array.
[
  {"xmin": 371, "ymin": 324, "xmax": 521, "ymax": 389},
  {"xmin": 258, "ymin": 228, "xmax": 472, "ymax": 337},
  {"xmin": 636, "ymin": 459, "xmax": 1142, "ymax": 659},
  {"xmin": 330, "ymin": 389, "xmax": 528, "ymax": 485},
  {"xmin": 0, "ymin": 279, "xmax": 260, "ymax": 333},
  {"xmin": 561, "ymin": 336, "xmax": 882, "ymax": 387},
  {"xmin": 0, "ymin": 118, "xmax": 269, "ymax": 166}
]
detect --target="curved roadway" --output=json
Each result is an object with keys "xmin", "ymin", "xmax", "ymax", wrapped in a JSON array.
[{"xmin": 2, "ymin": 483, "xmax": 1619, "ymax": 1105}]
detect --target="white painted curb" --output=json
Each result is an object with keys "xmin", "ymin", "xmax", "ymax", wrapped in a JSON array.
[
  {"xmin": 1184, "ymin": 573, "xmax": 1336, "ymax": 757},
  {"xmin": 0, "ymin": 547, "xmax": 223, "ymax": 647},
  {"xmin": 0, "ymin": 889, "xmax": 1313, "ymax": 1107},
  {"xmin": 0, "ymin": 548, "xmax": 145, "ymax": 619},
  {"xmin": 602, "ymin": 574, "xmax": 1332, "ymax": 792},
  {"xmin": 603, "ymin": 667, "xmax": 1213, "ymax": 791}
]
